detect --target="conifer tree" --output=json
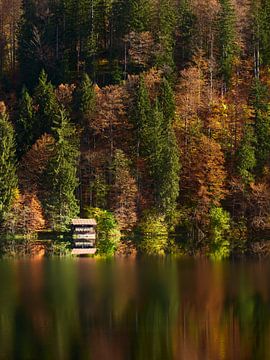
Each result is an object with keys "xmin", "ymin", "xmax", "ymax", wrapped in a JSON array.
[
  {"xmin": 45, "ymin": 109, "xmax": 80, "ymax": 231},
  {"xmin": 258, "ymin": 0, "xmax": 270, "ymax": 67},
  {"xmin": 158, "ymin": 127, "xmax": 180, "ymax": 220},
  {"xmin": 33, "ymin": 70, "xmax": 60, "ymax": 139},
  {"xmin": 177, "ymin": 0, "xmax": 196, "ymax": 65},
  {"xmin": 148, "ymin": 100, "xmax": 180, "ymax": 221},
  {"xmin": 17, "ymin": 0, "xmax": 40, "ymax": 88},
  {"xmin": 237, "ymin": 124, "xmax": 257, "ymax": 184},
  {"xmin": 129, "ymin": 0, "xmax": 152, "ymax": 32},
  {"xmin": 218, "ymin": 0, "xmax": 238, "ymax": 90},
  {"xmin": 159, "ymin": 77, "xmax": 175, "ymax": 128},
  {"xmin": 16, "ymin": 87, "xmax": 35, "ymax": 157},
  {"xmin": 155, "ymin": 0, "xmax": 177, "ymax": 74},
  {"xmin": 74, "ymin": 73, "xmax": 96, "ymax": 124},
  {"xmin": 0, "ymin": 103, "xmax": 18, "ymax": 223},
  {"xmin": 133, "ymin": 76, "xmax": 152, "ymax": 157},
  {"xmin": 250, "ymin": 78, "xmax": 270, "ymax": 173}
]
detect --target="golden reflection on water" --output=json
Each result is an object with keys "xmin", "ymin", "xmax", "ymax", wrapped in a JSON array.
[{"xmin": 0, "ymin": 258, "xmax": 270, "ymax": 359}]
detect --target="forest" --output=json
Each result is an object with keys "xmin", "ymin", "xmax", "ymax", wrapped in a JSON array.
[{"xmin": 1, "ymin": 0, "xmax": 270, "ymax": 257}]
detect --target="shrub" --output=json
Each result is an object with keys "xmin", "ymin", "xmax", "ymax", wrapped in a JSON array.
[
  {"xmin": 209, "ymin": 207, "xmax": 231, "ymax": 260},
  {"xmin": 136, "ymin": 210, "xmax": 168, "ymax": 255},
  {"xmin": 84, "ymin": 207, "xmax": 121, "ymax": 256}
]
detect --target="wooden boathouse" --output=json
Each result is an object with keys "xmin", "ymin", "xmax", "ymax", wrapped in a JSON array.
[{"xmin": 71, "ymin": 219, "xmax": 97, "ymax": 255}]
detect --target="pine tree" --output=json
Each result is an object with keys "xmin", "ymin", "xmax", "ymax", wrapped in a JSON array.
[
  {"xmin": 237, "ymin": 124, "xmax": 257, "ymax": 184},
  {"xmin": 0, "ymin": 103, "xmax": 18, "ymax": 223},
  {"xmin": 33, "ymin": 70, "xmax": 60, "ymax": 138},
  {"xmin": 16, "ymin": 87, "xmax": 35, "ymax": 157},
  {"xmin": 17, "ymin": 0, "xmax": 40, "ymax": 88},
  {"xmin": 44, "ymin": 109, "xmax": 80, "ymax": 231},
  {"xmin": 154, "ymin": 0, "xmax": 177, "ymax": 75},
  {"xmin": 158, "ymin": 127, "xmax": 180, "ymax": 220},
  {"xmin": 74, "ymin": 72, "xmax": 96, "ymax": 124},
  {"xmin": 159, "ymin": 77, "xmax": 175, "ymax": 128},
  {"xmin": 149, "ymin": 100, "xmax": 180, "ymax": 220},
  {"xmin": 217, "ymin": 0, "xmax": 238, "ymax": 90},
  {"xmin": 258, "ymin": 0, "xmax": 270, "ymax": 67},
  {"xmin": 250, "ymin": 78, "xmax": 270, "ymax": 173},
  {"xmin": 129, "ymin": 0, "xmax": 152, "ymax": 32},
  {"xmin": 177, "ymin": 0, "xmax": 196, "ymax": 65},
  {"xmin": 133, "ymin": 76, "xmax": 152, "ymax": 157}
]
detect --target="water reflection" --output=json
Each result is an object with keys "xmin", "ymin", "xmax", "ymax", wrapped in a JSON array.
[{"xmin": 0, "ymin": 258, "xmax": 270, "ymax": 359}]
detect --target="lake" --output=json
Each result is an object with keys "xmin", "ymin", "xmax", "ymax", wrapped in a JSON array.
[{"xmin": 0, "ymin": 257, "xmax": 269, "ymax": 359}]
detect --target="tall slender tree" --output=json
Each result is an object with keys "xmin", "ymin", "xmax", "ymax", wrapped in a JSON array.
[
  {"xmin": 0, "ymin": 103, "xmax": 18, "ymax": 223},
  {"xmin": 44, "ymin": 108, "xmax": 80, "ymax": 230},
  {"xmin": 33, "ymin": 70, "xmax": 60, "ymax": 138},
  {"xmin": 217, "ymin": 0, "xmax": 238, "ymax": 90},
  {"xmin": 16, "ymin": 87, "xmax": 35, "ymax": 157}
]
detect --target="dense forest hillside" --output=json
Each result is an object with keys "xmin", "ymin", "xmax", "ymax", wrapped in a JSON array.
[{"xmin": 1, "ymin": 0, "xmax": 270, "ymax": 257}]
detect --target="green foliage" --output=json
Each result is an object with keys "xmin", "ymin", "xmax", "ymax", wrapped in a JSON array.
[
  {"xmin": 90, "ymin": 174, "xmax": 109, "ymax": 209},
  {"xmin": 136, "ymin": 210, "xmax": 168, "ymax": 255},
  {"xmin": 154, "ymin": 0, "xmax": 177, "ymax": 75},
  {"xmin": 44, "ymin": 109, "xmax": 80, "ymax": 231},
  {"xmin": 257, "ymin": 0, "xmax": 270, "ymax": 66},
  {"xmin": 34, "ymin": 70, "xmax": 60, "ymax": 138},
  {"xmin": 177, "ymin": 0, "xmax": 196, "ymax": 64},
  {"xmin": 0, "ymin": 107, "xmax": 18, "ymax": 223},
  {"xmin": 218, "ymin": 0, "xmax": 238, "ymax": 88},
  {"xmin": 133, "ymin": 76, "xmax": 152, "ymax": 157},
  {"xmin": 209, "ymin": 207, "xmax": 231, "ymax": 260},
  {"xmin": 254, "ymin": 109, "xmax": 270, "ymax": 172},
  {"xmin": 250, "ymin": 79, "xmax": 270, "ymax": 173},
  {"xmin": 237, "ymin": 124, "xmax": 257, "ymax": 184},
  {"xmin": 84, "ymin": 207, "xmax": 121, "ymax": 256},
  {"xmin": 159, "ymin": 77, "xmax": 175, "ymax": 127},
  {"xmin": 129, "ymin": 0, "xmax": 153, "ymax": 32},
  {"xmin": 74, "ymin": 73, "xmax": 96, "ymax": 123},
  {"xmin": 16, "ymin": 87, "xmax": 35, "ymax": 157}
]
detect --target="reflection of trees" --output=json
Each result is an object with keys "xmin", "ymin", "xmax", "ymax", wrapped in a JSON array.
[{"xmin": 1, "ymin": 259, "xmax": 270, "ymax": 359}]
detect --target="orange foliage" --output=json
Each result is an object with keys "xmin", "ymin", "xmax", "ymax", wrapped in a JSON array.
[
  {"xmin": 3, "ymin": 193, "xmax": 45, "ymax": 234},
  {"xmin": 19, "ymin": 133, "xmax": 55, "ymax": 193},
  {"xmin": 181, "ymin": 135, "xmax": 227, "ymax": 218}
]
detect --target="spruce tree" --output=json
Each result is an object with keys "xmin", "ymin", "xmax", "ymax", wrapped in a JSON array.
[
  {"xmin": 155, "ymin": 0, "xmax": 177, "ymax": 75},
  {"xmin": 129, "ymin": 0, "xmax": 152, "ymax": 32},
  {"xmin": 250, "ymin": 78, "xmax": 270, "ymax": 173},
  {"xmin": 33, "ymin": 70, "xmax": 60, "ymax": 139},
  {"xmin": 45, "ymin": 108, "xmax": 80, "ymax": 231},
  {"xmin": 16, "ymin": 87, "xmax": 35, "ymax": 157},
  {"xmin": 237, "ymin": 124, "xmax": 257, "ymax": 184},
  {"xmin": 133, "ymin": 76, "xmax": 152, "ymax": 157},
  {"xmin": 74, "ymin": 73, "xmax": 96, "ymax": 124},
  {"xmin": 17, "ymin": 0, "xmax": 40, "ymax": 88},
  {"xmin": 149, "ymin": 100, "xmax": 180, "ymax": 221},
  {"xmin": 218, "ymin": 0, "xmax": 238, "ymax": 90},
  {"xmin": 159, "ymin": 77, "xmax": 175, "ymax": 128},
  {"xmin": 159, "ymin": 127, "xmax": 180, "ymax": 220},
  {"xmin": 177, "ymin": 0, "xmax": 196, "ymax": 65},
  {"xmin": 0, "ymin": 104, "xmax": 18, "ymax": 223},
  {"xmin": 258, "ymin": 0, "xmax": 270, "ymax": 66}
]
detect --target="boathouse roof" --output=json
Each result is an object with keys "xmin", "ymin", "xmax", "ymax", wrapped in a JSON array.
[{"xmin": 71, "ymin": 219, "xmax": 97, "ymax": 226}]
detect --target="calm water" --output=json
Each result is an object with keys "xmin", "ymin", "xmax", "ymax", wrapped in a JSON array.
[{"xmin": 0, "ymin": 258, "xmax": 270, "ymax": 360}]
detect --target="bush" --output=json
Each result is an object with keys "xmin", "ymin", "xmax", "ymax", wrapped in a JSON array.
[
  {"xmin": 84, "ymin": 207, "xmax": 121, "ymax": 256},
  {"xmin": 209, "ymin": 207, "xmax": 231, "ymax": 260},
  {"xmin": 136, "ymin": 210, "xmax": 168, "ymax": 255}
]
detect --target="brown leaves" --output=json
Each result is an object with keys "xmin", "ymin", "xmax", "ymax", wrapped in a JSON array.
[
  {"xmin": 3, "ymin": 192, "xmax": 45, "ymax": 234},
  {"xmin": 181, "ymin": 135, "xmax": 227, "ymax": 218},
  {"xmin": 19, "ymin": 133, "xmax": 55, "ymax": 193}
]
